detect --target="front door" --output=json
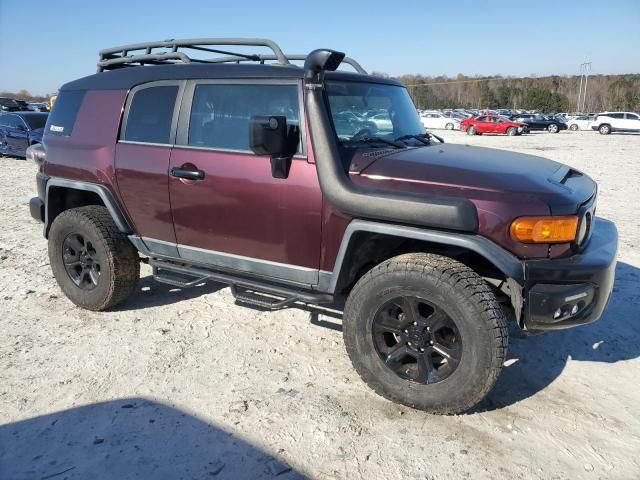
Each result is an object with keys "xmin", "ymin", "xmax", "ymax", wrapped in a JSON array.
[{"xmin": 168, "ymin": 80, "xmax": 323, "ymax": 285}]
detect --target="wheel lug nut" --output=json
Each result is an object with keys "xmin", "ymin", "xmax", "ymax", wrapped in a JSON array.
[
  {"xmin": 407, "ymin": 342, "xmax": 412, "ymax": 346},
  {"xmin": 413, "ymin": 321, "xmax": 417, "ymax": 326},
  {"xmin": 430, "ymin": 340, "xmax": 434, "ymax": 345},
  {"xmin": 420, "ymin": 348, "xmax": 425, "ymax": 352},
  {"xmin": 427, "ymin": 327, "xmax": 431, "ymax": 331}
]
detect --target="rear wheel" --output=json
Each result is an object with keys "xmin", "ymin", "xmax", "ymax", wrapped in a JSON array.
[
  {"xmin": 466, "ymin": 126, "xmax": 476, "ymax": 135},
  {"xmin": 569, "ymin": 124, "xmax": 579, "ymax": 131},
  {"xmin": 48, "ymin": 205, "xmax": 140, "ymax": 311},
  {"xmin": 506, "ymin": 127, "xmax": 517, "ymax": 136},
  {"xmin": 343, "ymin": 253, "xmax": 508, "ymax": 414},
  {"xmin": 547, "ymin": 123, "xmax": 559, "ymax": 133},
  {"xmin": 599, "ymin": 124, "xmax": 611, "ymax": 135}
]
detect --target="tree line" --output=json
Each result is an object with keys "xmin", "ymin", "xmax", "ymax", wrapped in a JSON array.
[
  {"xmin": 372, "ymin": 72, "xmax": 640, "ymax": 113},
  {"xmin": 0, "ymin": 89, "xmax": 53, "ymax": 103}
]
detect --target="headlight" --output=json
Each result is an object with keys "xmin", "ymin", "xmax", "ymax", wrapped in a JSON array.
[
  {"xmin": 26, "ymin": 143, "xmax": 46, "ymax": 165},
  {"xmin": 510, "ymin": 216, "xmax": 578, "ymax": 243}
]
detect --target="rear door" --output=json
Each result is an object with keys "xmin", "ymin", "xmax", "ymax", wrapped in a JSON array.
[
  {"xmin": 115, "ymin": 81, "xmax": 183, "ymax": 248},
  {"xmin": 474, "ymin": 116, "xmax": 489, "ymax": 133},
  {"xmin": 168, "ymin": 79, "xmax": 323, "ymax": 285}
]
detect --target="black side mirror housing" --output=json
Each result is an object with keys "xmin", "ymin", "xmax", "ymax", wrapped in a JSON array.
[{"xmin": 249, "ymin": 115, "xmax": 299, "ymax": 179}]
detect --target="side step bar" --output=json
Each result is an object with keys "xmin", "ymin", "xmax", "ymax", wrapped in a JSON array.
[{"xmin": 150, "ymin": 258, "xmax": 333, "ymax": 310}]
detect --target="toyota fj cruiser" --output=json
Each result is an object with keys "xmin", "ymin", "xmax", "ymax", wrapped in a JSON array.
[{"xmin": 29, "ymin": 39, "xmax": 618, "ymax": 414}]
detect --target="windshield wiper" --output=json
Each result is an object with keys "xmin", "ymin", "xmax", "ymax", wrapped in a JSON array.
[
  {"xmin": 395, "ymin": 132, "xmax": 445, "ymax": 145},
  {"xmin": 343, "ymin": 136, "xmax": 406, "ymax": 149}
]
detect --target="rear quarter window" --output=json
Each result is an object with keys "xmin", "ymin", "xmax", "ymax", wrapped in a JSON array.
[
  {"xmin": 122, "ymin": 85, "xmax": 178, "ymax": 144},
  {"xmin": 45, "ymin": 90, "xmax": 86, "ymax": 136}
]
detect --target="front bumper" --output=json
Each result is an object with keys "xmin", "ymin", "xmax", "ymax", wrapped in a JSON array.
[{"xmin": 521, "ymin": 217, "xmax": 618, "ymax": 331}]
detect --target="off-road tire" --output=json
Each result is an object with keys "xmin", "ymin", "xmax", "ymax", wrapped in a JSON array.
[
  {"xmin": 506, "ymin": 127, "xmax": 517, "ymax": 136},
  {"xmin": 48, "ymin": 206, "xmax": 139, "ymax": 311},
  {"xmin": 599, "ymin": 124, "xmax": 611, "ymax": 135},
  {"xmin": 343, "ymin": 253, "xmax": 508, "ymax": 414},
  {"xmin": 569, "ymin": 124, "xmax": 579, "ymax": 131}
]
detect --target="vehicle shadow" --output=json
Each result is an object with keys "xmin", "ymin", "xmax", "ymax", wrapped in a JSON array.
[
  {"xmin": 477, "ymin": 261, "xmax": 640, "ymax": 411},
  {"xmin": 302, "ymin": 261, "xmax": 640, "ymax": 412},
  {"xmin": 0, "ymin": 398, "xmax": 306, "ymax": 479},
  {"xmin": 113, "ymin": 274, "xmax": 225, "ymax": 311}
]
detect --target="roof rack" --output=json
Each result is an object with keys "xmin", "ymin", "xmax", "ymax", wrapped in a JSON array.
[
  {"xmin": 97, "ymin": 38, "xmax": 366, "ymax": 74},
  {"xmin": 201, "ymin": 54, "xmax": 366, "ymax": 74}
]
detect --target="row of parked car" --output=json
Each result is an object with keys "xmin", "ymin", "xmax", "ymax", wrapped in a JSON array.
[
  {"xmin": 418, "ymin": 108, "xmax": 640, "ymax": 136},
  {"xmin": 2, "ymin": 98, "xmax": 638, "ymax": 160},
  {"xmin": 0, "ymin": 97, "xmax": 50, "ymax": 113}
]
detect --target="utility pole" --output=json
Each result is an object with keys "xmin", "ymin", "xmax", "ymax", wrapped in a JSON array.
[{"xmin": 577, "ymin": 62, "xmax": 592, "ymax": 113}]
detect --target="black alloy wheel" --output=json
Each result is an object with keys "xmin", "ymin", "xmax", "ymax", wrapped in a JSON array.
[
  {"xmin": 372, "ymin": 295, "xmax": 462, "ymax": 384},
  {"xmin": 62, "ymin": 232, "xmax": 102, "ymax": 290}
]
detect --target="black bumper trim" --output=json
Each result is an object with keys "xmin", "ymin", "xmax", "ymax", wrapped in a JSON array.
[
  {"xmin": 30, "ymin": 197, "xmax": 45, "ymax": 223},
  {"xmin": 522, "ymin": 217, "xmax": 618, "ymax": 330}
]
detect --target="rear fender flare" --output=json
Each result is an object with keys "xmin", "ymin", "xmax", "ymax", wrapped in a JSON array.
[{"xmin": 44, "ymin": 178, "xmax": 132, "ymax": 236}]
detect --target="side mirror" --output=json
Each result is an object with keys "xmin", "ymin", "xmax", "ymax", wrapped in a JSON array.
[{"xmin": 249, "ymin": 116, "xmax": 299, "ymax": 179}]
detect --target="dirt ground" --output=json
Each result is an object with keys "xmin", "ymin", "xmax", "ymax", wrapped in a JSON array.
[{"xmin": 1, "ymin": 130, "xmax": 639, "ymax": 480}]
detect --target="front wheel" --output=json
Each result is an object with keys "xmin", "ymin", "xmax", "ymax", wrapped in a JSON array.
[
  {"xmin": 547, "ymin": 123, "xmax": 559, "ymax": 133},
  {"xmin": 445, "ymin": 122, "xmax": 454, "ymax": 130},
  {"xmin": 343, "ymin": 253, "xmax": 508, "ymax": 414},
  {"xmin": 48, "ymin": 205, "xmax": 140, "ymax": 311},
  {"xmin": 506, "ymin": 127, "xmax": 517, "ymax": 136},
  {"xmin": 466, "ymin": 126, "xmax": 476, "ymax": 135},
  {"xmin": 569, "ymin": 124, "xmax": 579, "ymax": 131}
]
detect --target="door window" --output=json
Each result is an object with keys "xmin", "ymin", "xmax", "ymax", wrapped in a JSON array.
[
  {"xmin": 187, "ymin": 83, "xmax": 300, "ymax": 152},
  {"xmin": 0, "ymin": 115, "xmax": 22, "ymax": 128},
  {"xmin": 123, "ymin": 85, "xmax": 178, "ymax": 144}
]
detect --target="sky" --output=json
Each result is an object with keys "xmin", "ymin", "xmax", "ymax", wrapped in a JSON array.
[{"xmin": 1, "ymin": 0, "xmax": 639, "ymax": 95}]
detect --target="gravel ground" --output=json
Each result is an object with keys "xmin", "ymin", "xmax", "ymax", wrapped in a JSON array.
[{"xmin": 1, "ymin": 130, "xmax": 639, "ymax": 480}]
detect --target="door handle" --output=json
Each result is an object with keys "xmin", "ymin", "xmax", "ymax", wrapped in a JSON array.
[{"xmin": 170, "ymin": 167, "xmax": 205, "ymax": 180}]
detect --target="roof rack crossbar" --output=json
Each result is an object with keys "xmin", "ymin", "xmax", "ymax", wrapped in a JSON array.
[
  {"xmin": 97, "ymin": 38, "xmax": 290, "ymax": 72},
  {"xmin": 197, "ymin": 54, "xmax": 367, "ymax": 74}
]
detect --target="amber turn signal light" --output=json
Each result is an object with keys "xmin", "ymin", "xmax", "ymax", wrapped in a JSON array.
[{"xmin": 510, "ymin": 216, "xmax": 578, "ymax": 243}]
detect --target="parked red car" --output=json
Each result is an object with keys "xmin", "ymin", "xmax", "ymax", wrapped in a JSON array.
[{"xmin": 461, "ymin": 115, "xmax": 527, "ymax": 136}]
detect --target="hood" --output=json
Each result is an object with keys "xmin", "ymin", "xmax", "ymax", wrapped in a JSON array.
[{"xmin": 354, "ymin": 143, "xmax": 596, "ymax": 214}]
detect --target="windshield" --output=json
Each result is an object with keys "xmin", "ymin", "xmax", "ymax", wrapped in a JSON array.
[{"xmin": 326, "ymin": 81, "xmax": 425, "ymax": 146}]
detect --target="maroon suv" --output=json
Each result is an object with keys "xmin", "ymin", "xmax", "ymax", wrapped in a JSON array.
[{"xmin": 28, "ymin": 38, "xmax": 617, "ymax": 414}]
